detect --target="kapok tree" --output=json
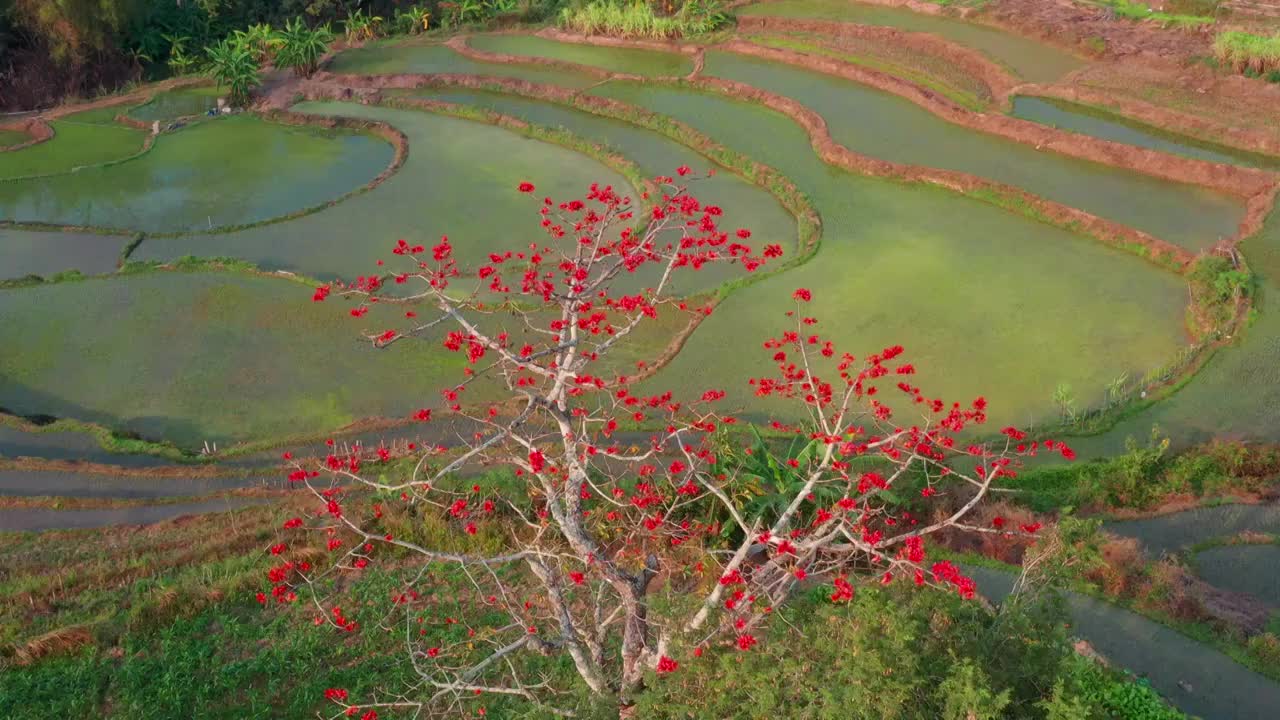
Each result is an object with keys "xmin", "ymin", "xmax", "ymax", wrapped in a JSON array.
[{"xmin": 270, "ymin": 169, "xmax": 1072, "ymax": 718}]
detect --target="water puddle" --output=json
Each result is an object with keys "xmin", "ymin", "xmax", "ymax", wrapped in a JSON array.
[{"xmin": 0, "ymin": 424, "xmax": 175, "ymax": 466}]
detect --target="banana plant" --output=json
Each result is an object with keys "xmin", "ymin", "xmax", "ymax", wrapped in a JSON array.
[
  {"xmin": 344, "ymin": 9, "xmax": 385, "ymax": 43},
  {"xmin": 233, "ymin": 23, "xmax": 280, "ymax": 63},
  {"xmin": 274, "ymin": 18, "xmax": 335, "ymax": 78},
  {"xmin": 394, "ymin": 6, "xmax": 431, "ymax": 34},
  {"xmin": 486, "ymin": 0, "xmax": 519, "ymax": 14},
  {"xmin": 205, "ymin": 38, "xmax": 260, "ymax": 107}
]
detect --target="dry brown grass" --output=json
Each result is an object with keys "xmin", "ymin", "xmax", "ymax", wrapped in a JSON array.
[
  {"xmin": 8, "ymin": 625, "xmax": 93, "ymax": 665},
  {"xmin": 1134, "ymin": 558, "xmax": 1212, "ymax": 623},
  {"xmin": 1086, "ymin": 535, "xmax": 1145, "ymax": 596}
]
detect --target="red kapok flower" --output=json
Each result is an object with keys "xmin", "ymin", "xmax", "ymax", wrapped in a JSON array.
[
  {"xmin": 792, "ymin": 288, "xmax": 812, "ymax": 302},
  {"xmin": 518, "ymin": 182, "xmax": 535, "ymax": 193},
  {"xmin": 656, "ymin": 655, "xmax": 679, "ymax": 674}
]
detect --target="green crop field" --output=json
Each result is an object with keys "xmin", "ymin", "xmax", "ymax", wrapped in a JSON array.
[{"xmin": 0, "ymin": 115, "xmax": 392, "ymax": 232}]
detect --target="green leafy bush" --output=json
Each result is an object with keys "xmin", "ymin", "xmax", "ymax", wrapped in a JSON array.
[
  {"xmin": 273, "ymin": 18, "xmax": 334, "ymax": 78},
  {"xmin": 633, "ymin": 585, "xmax": 1184, "ymax": 719}
]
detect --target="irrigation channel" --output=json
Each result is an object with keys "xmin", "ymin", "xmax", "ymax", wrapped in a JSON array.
[{"xmin": 3, "ymin": 6, "xmax": 1280, "ymax": 715}]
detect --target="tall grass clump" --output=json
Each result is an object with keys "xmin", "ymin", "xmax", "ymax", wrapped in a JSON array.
[
  {"xmin": 1214, "ymin": 30, "xmax": 1280, "ymax": 76},
  {"xmin": 559, "ymin": 0, "xmax": 727, "ymax": 39}
]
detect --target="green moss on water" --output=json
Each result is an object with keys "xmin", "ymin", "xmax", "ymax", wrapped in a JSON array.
[
  {"xmin": 591, "ymin": 82, "xmax": 1188, "ymax": 430},
  {"xmin": 390, "ymin": 88, "xmax": 799, "ymax": 295},
  {"xmin": 0, "ymin": 271, "xmax": 473, "ymax": 447},
  {"xmin": 1064, "ymin": 212, "xmax": 1280, "ymax": 455},
  {"xmin": 128, "ymin": 87, "xmax": 222, "ymax": 123},
  {"xmin": 133, "ymin": 103, "xmax": 637, "ymax": 281},
  {"xmin": 0, "ymin": 118, "xmax": 146, "ymax": 180},
  {"xmin": 0, "ymin": 129, "xmax": 29, "ymax": 146},
  {"xmin": 0, "ymin": 116, "xmax": 392, "ymax": 233},
  {"xmin": 0, "ymin": 264, "xmax": 688, "ymax": 448}
]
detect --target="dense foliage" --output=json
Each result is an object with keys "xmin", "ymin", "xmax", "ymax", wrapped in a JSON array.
[{"xmin": 0, "ymin": 1, "xmax": 432, "ymax": 110}]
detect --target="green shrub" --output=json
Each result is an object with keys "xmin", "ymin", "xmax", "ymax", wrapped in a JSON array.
[
  {"xmin": 273, "ymin": 17, "xmax": 334, "ymax": 78},
  {"xmin": 1247, "ymin": 632, "xmax": 1280, "ymax": 666},
  {"xmin": 633, "ymin": 585, "xmax": 1184, "ymax": 719},
  {"xmin": 1214, "ymin": 30, "xmax": 1280, "ymax": 75}
]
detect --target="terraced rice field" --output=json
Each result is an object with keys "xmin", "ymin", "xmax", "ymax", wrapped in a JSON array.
[
  {"xmin": 0, "ymin": 129, "xmax": 30, "ymax": 146},
  {"xmin": 0, "ymin": 114, "xmax": 393, "ymax": 232},
  {"xmin": 1011, "ymin": 96, "xmax": 1280, "ymax": 172},
  {"xmin": 0, "ymin": 229, "xmax": 126, "ymax": 279},
  {"xmin": 0, "ymin": 112, "xmax": 147, "ymax": 180},
  {"xmin": 468, "ymin": 33, "xmax": 694, "ymax": 76},
  {"xmin": 5, "ymin": 15, "xmax": 1280, "ymax": 719},
  {"xmin": 133, "ymin": 102, "xmax": 643, "ymax": 280},
  {"xmin": 738, "ymin": 0, "xmax": 1086, "ymax": 82},
  {"xmin": 329, "ymin": 40, "xmax": 603, "ymax": 88},
  {"xmin": 701, "ymin": 51, "xmax": 1244, "ymax": 251}
]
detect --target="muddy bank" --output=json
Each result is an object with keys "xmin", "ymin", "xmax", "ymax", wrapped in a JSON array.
[{"xmin": 735, "ymin": 14, "xmax": 1019, "ymax": 103}]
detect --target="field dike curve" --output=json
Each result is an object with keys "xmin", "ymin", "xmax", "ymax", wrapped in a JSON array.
[{"xmin": 0, "ymin": 112, "xmax": 408, "ymax": 241}]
